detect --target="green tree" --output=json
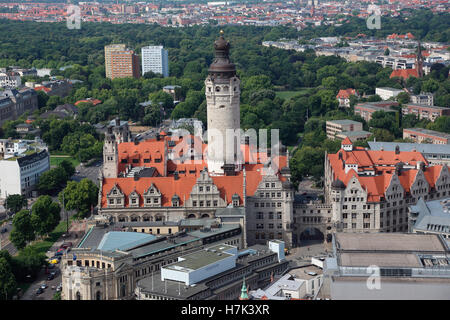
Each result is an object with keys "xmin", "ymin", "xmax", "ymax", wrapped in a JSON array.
[
  {"xmin": 9, "ymin": 210, "xmax": 35, "ymax": 250},
  {"xmin": 60, "ymin": 179, "xmax": 98, "ymax": 218},
  {"xmin": 30, "ymin": 196, "xmax": 61, "ymax": 238},
  {"xmin": 0, "ymin": 257, "xmax": 16, "ymax": 300},
  {"xmin": 5, "ymin": 194, "xmax": 27, "ymax": 214},
  {"xmin": 396, "ymin": 92, "xmax": 410, "ymax": 104}
]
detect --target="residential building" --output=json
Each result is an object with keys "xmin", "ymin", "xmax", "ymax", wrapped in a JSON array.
[
  {"xmin": 134, "ymin": 240, "xmax": 288, "ymax": 300},
  {"xmin": 368, "ymin": 141, "xmax": 450, "ymax": 166},
  {"xmin": 33, "ymin": 79, "xmax": 73, "ymax": 97},
  {"xmin": 375, "ymin": 87, "xmax": 404, "ymax": 100},
  {"xmin": 163, "ymin": 85, "xmax": 181, "ymax": 101},
  {"xmin": 409, "ymin": 197, "xmax": 450, "ymax": 239},
  {"xmin": 141, "ymin": 46, "xmax": 169, "ymax": 78},
  {"xmin": 326, "ymin": 119, "xmax": 370, "ymax": 142},
  {"xmin": 402, "ymin": 103, "xmax": 450, "ymax": 122},
  {"xmin": 104, "ymin": 44, "xmax": 126, "ymax": 79},
  {"xmin": 325, "ymin": 233, "xmax": 450, "ymax": 300},
  {"xmin": 109, "ymin": 49, "xmax": 140, "ymax": 79},
  {"xmin": 0, "ymin": 71, "xmax": 21, "ymax": 88},
  {"xmin": 354, "ymin": 101, "xmax": 399, "ymax": 122},
  {"xmin": 40, "ymin": 103, "xmax": 78, "ymax": 120},
  {"xmin": 336, "ymin": 89, "xmax": 358, "ymax": 108},
  {"xmin": 411, "ymin": 93, "xmax": 433, "ymax": 106},
  {"xmin": 0, "ymin": 139, "xmax": 49, "ymax": 198},
  {"xmin": 403, "ymin": 128, "xmax": 450, "ymax": 144},
  {"xmin": 0, "ymin": 88, "xmax": 38, "ymax": 126}
]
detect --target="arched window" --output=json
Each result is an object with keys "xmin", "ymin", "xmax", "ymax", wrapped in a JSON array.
[
  {"xmin": 187, "ymin": 214, "xmax": 196, "ymax": 219},
  {"xmin": 201, "ymin": 213, "xmax": 210, "ymax": 219},
  {"xmin": 215, "ymin": 86, "xmax": 221, "ymax": 92}
]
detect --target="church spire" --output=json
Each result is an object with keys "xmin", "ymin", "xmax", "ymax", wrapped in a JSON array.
[{"xmin": 239, "ymin": 276, "xmax": 249, "ymax": 300}]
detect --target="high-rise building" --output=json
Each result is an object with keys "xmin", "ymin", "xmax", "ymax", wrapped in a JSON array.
[
  {"xmin": 205, "ymin": 31, "xmax": 241, "ymax": 175},
  {"xmin": 141, "ymin": 46, "xmax": 169, "ymax": 78},
  {"xmin": 104, "ymin": 44, "xmax": 126, "ymax": 79},
  {"xmin": 104, "ymin": 44, "xmax": 140, "ymax": 79}
]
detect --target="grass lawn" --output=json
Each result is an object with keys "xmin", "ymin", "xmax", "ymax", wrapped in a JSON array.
[
  {"xmin": 26, "ymin": 217, "xmax": 74, "ymax": 256},
  {"xmin": 50, "ymin": 155, "xmax": 80, "ymax": 168},
  {"xmin": 275, "ymin": 89, "xmax": 310, "ymax": 100}
]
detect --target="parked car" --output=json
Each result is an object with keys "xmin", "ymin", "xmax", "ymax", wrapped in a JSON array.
[
  {"xmin": 36, "ymin": 288, "xmax": 43, "ymax": 295},
  {"xmin": 56, "ymin": 284, "xmax": 62, "ymax": 292},
  {"xmin": 47, "ymin": 274, "xmax": 54, "ymax": 281},
  {"xmin": 0, "ymin": 227, "xmax": 7, "ymax": 234},
  {"xmin": 40, "ymin": 283, "xmax": 48, "ymax": 290}
]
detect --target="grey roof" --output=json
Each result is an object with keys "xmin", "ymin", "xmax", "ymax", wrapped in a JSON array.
[
  {"xmin": 404, "ymin": 128, "xmax": 450, "ymax": 140},
  {"xmin": 368, "ymin": 141, "xmax": 450, "ymax": 155},
  {"xmin": 339, "ymin": 130, "xmax": 372, "ymax": 137},
  {"xmin": 326, "ymin": 119, "xmax": 362, "ymax": 125},
  {"xmin": 410, "ymin": 197, "xmax": 450, "ymax": 234}
]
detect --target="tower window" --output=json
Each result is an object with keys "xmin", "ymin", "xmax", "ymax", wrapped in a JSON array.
[
  {"xmin": 215, "ymin": 87, "xmax": 220, "ymax": 92},
  {"xmin": 219, "ymin": 105, "xmax": 225, "ymax": 108}
]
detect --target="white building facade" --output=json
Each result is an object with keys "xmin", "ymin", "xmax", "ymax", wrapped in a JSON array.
[{"xmin": 141, "ymin": 46, "xmax": 169, "ymax": 78}]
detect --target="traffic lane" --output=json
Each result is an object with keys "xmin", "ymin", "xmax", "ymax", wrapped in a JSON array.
[
  {"xmin": 72, "ymin": 162, "xmax": 101, "ymax": 186},
  {"xmin": 25, "ymin": 266, "xmax": 62, "ymax": 300}
]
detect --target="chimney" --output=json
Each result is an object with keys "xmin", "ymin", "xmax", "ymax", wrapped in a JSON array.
[
  {"xmin": 395, "ymin": 145, "xmax": 400, "ymax": 154},
  {"xmin": 174, "ymin": 172, "xmax": 179, "ymax": 180},
  {"xmin": 338, "ymin": 151, "xmax": 343, "ymax": 160},
  {"xmin": 134, "ymin": 137, "xmax": 139, "ymax": 145}
]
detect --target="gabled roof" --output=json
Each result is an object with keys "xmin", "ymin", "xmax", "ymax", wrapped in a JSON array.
[{"xmin": 390, "ymin": 69, "xmax": 419, "ymax": 80}]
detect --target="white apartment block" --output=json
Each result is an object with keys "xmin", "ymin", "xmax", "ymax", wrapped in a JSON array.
[
  {"xmin": 375, "ymin": 87, "xmax": 404, "ymax": 100},
  {"xmin": 0, "ymin": 139, "xmax": 50, "ymax": 198},
  {"xmin": 141, "ymin": 46, "xmax": 169, "ymax": 78}
]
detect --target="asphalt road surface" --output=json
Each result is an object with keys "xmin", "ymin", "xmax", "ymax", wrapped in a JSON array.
[
  {"xmin": 21, "ymin": 266, "xmax": 62, "ymax": 301},
  {"xmin": 72, "ymin": 160, "xmax": 102, "ymax": 186}
]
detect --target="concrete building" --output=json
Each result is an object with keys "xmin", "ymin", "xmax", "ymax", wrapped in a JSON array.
[
  {"xmin": 109, "ymin": 49, "xmax": 140, "ymax": 79},
  {"xmin": 104, "ymin": 44, "xmax": 126, "ymax": 79},
  {"xmin": 326, "ymin": 119, "xmax": 370, "ymax": 142},
  {"xmin": 141, "ymin": 46, "xmax": 169, "ymax": 78},
  {"xmin": 61, "ymin": 217, "xmax": 244, "ymax": 300},
  {"xmin": 368, "ymin": 141, "xmax": 450, "ymax": 166},
  {"xmin": 409, "ymin": 197, "xmax": 450, "ymax": 239},
  {"xmin": 249, "ymin": 261, "xmax": 323, "ymax": 300},
  {"xmin": 325, "ymin": 233, "xmax": 450, "ymax": 300},
  {"xmin": 0, "ymin": 71, "xmax": 21, "ymax": 88},
  {"xmin": 104, "ymin": 44, "xmax": 140, "ymax": 80},
  {"xmin": 0, "ymin": 88, "xmax": 38, "ymax": 127},
  {"xmin": 375, "ymin": 87, "xmax": 404, "ymax": 100},
  {"xmin": 354, "ymin": 101, "xmax": 399, "ymax": 122},
  {"xmin": 403, "ymin": 128, "xmax": 450, "ymax": 145},
  {"xmin": 411, "ymin": 93, "xmax": 434, "ymax": 106},
  {"xmin": 402, "ymin": 103, "xmax": 450, "ymax": 122},
  {"xmin": 33, "ymin": 79, "xmax": 73, "ymax": 97},
  {"xmin": 0, "ymin": 139, "xmax": 49, "ymax": 198},
  {"xmin": 134, "ymin": 240, "xmax": 288, "ymax": 300}
]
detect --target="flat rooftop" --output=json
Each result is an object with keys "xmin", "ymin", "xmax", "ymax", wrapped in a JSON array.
[
  {"xmin": 289, "ymin": 264, "xmax": 323, "ymax": 280},
  {"xmin": 335, "ymin": 233, "xmax": 448, "ymax": 253},
  {"xmin": 404, "ymin": 127, "xmax": 450, "ymax": 139},
  {"xmin": 326, "ymin": 119, "xmax": 362, "ymax": 126},
  {"xmin": 164, "ymin": 244, "xmax": 235, "ymax": 272},
  {"xmin": 339, "ymin": 252, "xmax": 422, "ymax": 268}
]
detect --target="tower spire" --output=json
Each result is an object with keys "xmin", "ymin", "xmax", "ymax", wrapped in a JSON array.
[{"xmin": 239, "ymin": 276, "xmax": 249, "ymax": 300}]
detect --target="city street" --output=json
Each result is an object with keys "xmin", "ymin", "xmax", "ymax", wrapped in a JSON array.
[{"xmin": 72, "ymin": 160, "xmax": 102, "ymax": 186}]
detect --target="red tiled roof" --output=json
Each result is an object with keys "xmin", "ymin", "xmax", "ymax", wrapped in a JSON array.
[{"xmin": 390, "ymin": 69, "xmax": 419, "ymax": 80}]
